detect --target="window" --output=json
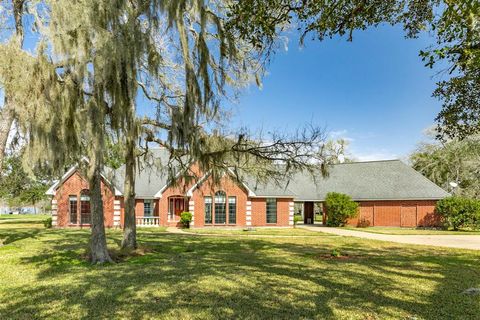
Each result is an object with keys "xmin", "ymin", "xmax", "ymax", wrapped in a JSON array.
[
  {"xmin": 204, "ymin": 196, "xmax": 212, "ymax": 224},
  {"xmin": 80, "ymin": 192, "xmax": 91, "ymax": 224},
  {"xmin": 266, "ymin": 198, "xmax": 277, "ymax": 224},
  {"xmin": 69, "ymin": 195, "xmax": 78, "ymax": 224},
  {"xmin": 228, "ymin": 196, "xmax": 236, "ymax": 224},
  {"xmin": 144, "ymin": 199, "xmax": 153, "ymax": 217},
  {"xmin": 214, "ymin": 191, "xmax": 226, "ymax": 224}
]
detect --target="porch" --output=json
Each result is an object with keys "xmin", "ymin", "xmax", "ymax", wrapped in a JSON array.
[{"xmin": 135, "ymin": 196, "xmax": 189, "ymax": 227}]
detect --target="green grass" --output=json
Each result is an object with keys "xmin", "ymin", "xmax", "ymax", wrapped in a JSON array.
[
  {"xmin": 344, "ymin": 226, "xmax": 480, "ymax": 235},
  {"xmin": 0, "ymin": 213, "xmax": 50, "ymax": 221},
  {"xmin": 1, "ymin": 222, "xmax": 479, "ymax": 319},
  {"xmin": 187, "ymin": 227, "xmax": 320, "ymax": 236}
]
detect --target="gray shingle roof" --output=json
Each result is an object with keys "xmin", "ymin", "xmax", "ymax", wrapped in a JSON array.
[
  {"xmin": 105, "ymin": 149, "xmax": 448, "ymax": 201},
  {"xmin": 268, "ymin": 160, "xmax": 449, "ymax": 201},
  {"xmin": 108, "ymin": 148, "xmax": 175, "ymax": 198}
]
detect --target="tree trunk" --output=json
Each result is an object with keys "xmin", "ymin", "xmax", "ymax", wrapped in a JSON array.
[
  {"xmin": 121, "ymin": 134, "xmax": 137, "ymax": 250},
  {"xmin": 87, "ymin": 111, "xmax": 112, "ymax": 263},
  {"xmin": 88, "ymin": 160, "xmax": 113, "ymax": 264},
  {"xmin": 0, "ymin": 105, "xmax": 14, "ymax": 173}
]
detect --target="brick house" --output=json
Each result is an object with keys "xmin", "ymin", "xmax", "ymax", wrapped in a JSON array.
[{"xmin": 46, "ymin": 149, "xmax": 449, "ymax": 228}]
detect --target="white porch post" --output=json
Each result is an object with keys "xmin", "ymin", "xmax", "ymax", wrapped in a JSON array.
[
  {"xmin": 189, "ymin": 199, "xmax": 195, "ymax": 226},
  {"xmin": 113, "ymin": 199, "xmax": 121, "ymax": 227},
  {"xmin": 246, "ymin": 200, "xmax": 252, "ymax": 226},
  {"xmin": 51, "ymin": 199, "xmax": 57, "ymax": 227},
  {"xmin": 288, "ymin": 201, "xmax": 294, "ymax": 226}
]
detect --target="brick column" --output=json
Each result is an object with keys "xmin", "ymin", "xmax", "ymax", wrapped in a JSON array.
[
  {"xmin": 189, "ymin": 200, "xmax": 195, "ymax": 226},
  {"xmin": 113, "ymin": 199, "xmax": 121, "ymax": 227},
  {"xmin": 51, "ymin": 199, "xmax": 57, "ymax": 227},
  {"xmin": 288, "ymin": 201, "xmax": 294, "ymax": 226},
  {"xmin": 246, "ymin": 200, "xmax": 252, "ymax": 226}
]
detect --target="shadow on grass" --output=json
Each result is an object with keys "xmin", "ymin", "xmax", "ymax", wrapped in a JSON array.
[{"xmin": 1, "ymin": 230, "xmax": 480, "ymax": 319}]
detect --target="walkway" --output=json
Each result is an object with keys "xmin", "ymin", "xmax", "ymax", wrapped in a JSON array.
[{"xmin": 300, "ymin": 225, "xmax": 480, "ymax": 250}]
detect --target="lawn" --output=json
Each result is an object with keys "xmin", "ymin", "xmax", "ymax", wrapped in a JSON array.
[
  {"xmin": 187, "ymin": 227, "xmax": 320, "ymax": 236},
  {"xmin": 0, "ymin": 213, "xmax": 49, "ymax": 221},
  {"xmin": 1, "ymin": 221, "xmax": 479, "ymax": 319},
  {"xmin": 344, "ymin": 226, "xmax": 480, "ymax": 235}
]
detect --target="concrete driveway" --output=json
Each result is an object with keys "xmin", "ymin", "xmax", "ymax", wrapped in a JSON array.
[{"xmin": 300, "ymin": 225, "xmax": 480, "ymax": 250}]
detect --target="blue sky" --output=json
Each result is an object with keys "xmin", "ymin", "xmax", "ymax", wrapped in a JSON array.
[{"xmin": 225, "ymin": 25, "xmax": 443, "ymax": 161}]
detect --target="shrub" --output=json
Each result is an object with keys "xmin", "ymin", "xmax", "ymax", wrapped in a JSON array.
[
  {"xmin": 180, "ymin": 212, "xmax": 193, "ymax": 228},
  {"xmin": 293, "ymin": 215, "xmax": 302, "ymax": 228},
  {"xmin": 357, "ymin": 217, "xmax": 371, "ymax": 228},
  {"xmin": 325, "ymin": 192, "xmax": 359, "ymax": 227},
  {"xmin": 436, "ymin": 196, "xmax": 480, "ymax": 230},
  {"xmin": 44, "ymin": 217, "xmax": 52, "ymax": 228}
]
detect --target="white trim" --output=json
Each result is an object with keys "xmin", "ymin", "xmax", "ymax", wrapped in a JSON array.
[
  {"xmin": 249, "ymin": 195, "xmax": 295, "ymax": 199},
  {"xmin": 113, "ymin": 216, "xmax": 121, "ymax": 222},
  {"xmin": 153, "ymin": 169, "xmax": 186, "ymax": 198},
  {"xmin": 226, "ymin": 168, "xmax": 256, "ymax": 197},
  {"xmin": 246, "ymin": 216, "xmax": 251, "ymax": 221},
  {"xmin": 114, "ymin": 200, "xmax": 121, "ymax": 205},
  {"xmin": 114, "ymin": 205, "xmax": 121, "ymax": 211},
  {"xmin": 185, "ymin": 171, "xmax": 212, "ymax": 197},
  {"xmin": 294, "ymin": 197, "xmax": 445, "ymax": 202},
  {"xmin": 246, "ymin": 221, "xmax": 252, "ymax": 226},
  {"xmin": 45, "ymin": 160, "xmax": 123, "ymax": 196}
]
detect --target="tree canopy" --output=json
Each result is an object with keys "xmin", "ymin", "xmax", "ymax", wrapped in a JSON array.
[{"xmin": 410, "ymin": 134, "xmax": 480, "ymax": 198}]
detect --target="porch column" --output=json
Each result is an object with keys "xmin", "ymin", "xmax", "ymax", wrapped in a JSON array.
[
  {"xmin": 113, "ymin": 199, "xmax": 121, "ymax": 227},
  {"xmin": 288, "ymin": 201, "xmax": 294, "ymax": 226},
  {"xmin": 189, "ymin": 199, "xmax": 195, "ymax": 226},
  {"xmin": 246, "ymin": 200, "xmax": 252, "ymax": 226},
  {"xmin": 51, "ymin": 199, "xmax": 57, "ymax": 227}
]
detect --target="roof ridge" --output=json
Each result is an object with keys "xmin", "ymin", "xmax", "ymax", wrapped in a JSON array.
[{"xmin": 332, "ymin": 159, "xmax": 400, "ymax": 165}]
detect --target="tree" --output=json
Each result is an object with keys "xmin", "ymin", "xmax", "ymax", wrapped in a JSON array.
[
  {"xmin": 0, "ymin": 1, "xmax": 330, "ymax": 262},
  {"xmin": 0, "ymin": 0, "xmax": 26, "ymax": 174},
  {"xmin": 0, "ymin": 152, "xmax": 51, "ymax": 211},
  {"xmin": 410, "ymin": 135, "xmax": 480, "ymax": 198},
  {"xmin": 225, "ymin": 1, "xmax": 480, "ymax": 140}
]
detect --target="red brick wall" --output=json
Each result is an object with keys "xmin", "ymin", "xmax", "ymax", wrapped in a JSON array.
[
  {"xmin": 250, "ymin": 197, "xmax": 292, "ymax": 227},
  {"xmin": 54, "ymin": 171, "xmax": 115, "ymax": 227},
  {"xmin": 191, "ymin": 173, "xmax": 248, "ymax": 227},
  {"xmin": 345, "ymin": 200, "xmax": 440, "ymax": 227}
]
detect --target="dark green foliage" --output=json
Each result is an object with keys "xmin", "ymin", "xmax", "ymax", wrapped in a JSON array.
[
  {"xmin": 435, "ymin": 196, "xmax": 480, "ymax": 230},
  {"xmin": 0, "ymin": 153, "xmax": 50, "ymax": 208},
  {"xmin": 180, "ymin": 212, "xmax": 193, "ymax": 228},
  {"xmin": 325, "ymin": 192, "xmax": 359, "ymax": 227},
  {"xmin": 43, "ymin": 217, "xmax": 52, "ymax": 229}
]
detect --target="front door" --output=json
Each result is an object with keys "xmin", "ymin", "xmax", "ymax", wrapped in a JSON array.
[
  {"xmin": 169, "ymin": 197, "xmax": 185, "ymax": 221},
  {"xmin": 304, "ymin": 202, "xmax": 314, "ymax": 224}
]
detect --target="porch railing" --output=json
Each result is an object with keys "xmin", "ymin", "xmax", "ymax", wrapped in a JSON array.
[{"xmin": 136, "ymin": 217, "xmax": 160, "ymax": 227}]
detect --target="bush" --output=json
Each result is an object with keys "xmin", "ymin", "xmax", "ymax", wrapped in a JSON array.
[
  {"xmin": 44, "ymin": 217, "xmax": 52, "ymax": 228},
  {"xmin": 357, "ymin": 217, "xmax": 371, "ymax": 228},
  {"xmin": 293, "ymin": 215, "xmax": 302, "ymax": 228},
  {"xmin": 180, "ymin": 212, "xmax": 192, "ymax": 228},
  {"xmin": 436, "ymin": 196, "xmax": 480, "ymax": 230},
  {"xmin": 325, "ymin": 192, "xmax": 359, "ymax": 227}
]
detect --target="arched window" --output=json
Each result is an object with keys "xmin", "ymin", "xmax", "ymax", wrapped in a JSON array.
[
  {"xmin": 80, "ymin": 189, "xmax": 91, "ymax": 224},
  {"xmin": 214, "ymin": 191, "xmax": 226, "ymax": 224}
]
